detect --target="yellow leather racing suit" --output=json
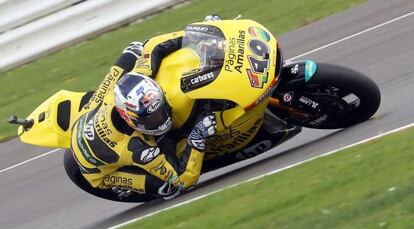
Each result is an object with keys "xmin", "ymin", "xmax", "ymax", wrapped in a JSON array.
[{"xmin": 70, "ymin": 31, "xmax": 204, "ymax": 197}]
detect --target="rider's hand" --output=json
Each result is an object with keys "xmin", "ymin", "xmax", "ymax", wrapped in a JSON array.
[
  {"xmin": 188, "ymin": 114, "xmax": 217, "ymax": 151},
  {"xmin": 111, "ymin": 186, "xmax": 133, "ymax": 199},
  {"xmin": 122, "ymin": 41, "xmax": 143, "ymax": 58},
  {"xmin": 204, "ymin": 14, "xmax": 222, "ymax": 21}
]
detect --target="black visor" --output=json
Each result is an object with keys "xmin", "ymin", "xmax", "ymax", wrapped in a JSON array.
[{"xmin": 131, "ymin": 101, "xmax": 172, "ymax": 135}]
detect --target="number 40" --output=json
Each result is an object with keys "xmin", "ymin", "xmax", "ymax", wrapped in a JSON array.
[{"xmin": 247, "ymin": 39, "xmax": 270, "ymax": 73}]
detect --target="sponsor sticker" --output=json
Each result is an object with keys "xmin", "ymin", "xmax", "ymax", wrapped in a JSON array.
[
  {"xmin": 184, "ymin": 24, "xmax": 225, "ymax": 37},
  {"xmin": 147, "ymin": 99, "xmax": 161, "ymax": 113},
  {"xmin": 94, "ymin": 105, "xmax": 117, "ymax": 147},
  {"xmin": 247, "ymin": 69, "xmax": 268, "ymax": 88},
  {"xmin": 248, "ymin": 27, "xmax": 271, "ymax": 42},
  {"xmin": 124, "ymin": 101, "xmax": 137, "ymax": 110},
  {"xmin": 309, "ymin": 115, "xmax": 328, "ymax": 126},
  {"xmin": 305, "ymin": 60, "xmax": 317, "ymax": 82},
  {"xmin": 291, "ymin": 64, "xmax": 299, "ymax": 74},
  {"xmin": 83, "ymin": 118, "xmax": 95, "ymax": 141},
  {"xmin": 159, "ymin": 116, "xmax": 172, "ymax": 131},
  {"xmin": 206, "ymin": 118, "xmax": 262, "ymax": 156},
  {"xmin": 246, "ymin": 39, "xmax": 270, "ymax": 88},
  {"xmin": 185, "ymin": 25, "xmax": 209, "ymax": 32},
  {"xmin": 190, "ymin": 72, "xmax": 215, "ymax": 84},
  {"xmin": 76, "ymin": 116, "xmax": 104, "ymax": 166},
  {"xmin": 299, "ymin": 96, "xmax": 319, "ymax": 109},
  {"xmin": 83, "ymin": 69, "xmax": 119, "ymax": 110},
  {"xmin": 244, "ymin": 77, "xmax": 278, "ymax": 111},
  {"xmin": 104, "ymin": 175, "xmax": 133, "ymax": 186},
  {"xmin": 180, "ymin": 70, "xmax": 218, "ymax": 92},
  {"xmin": 283, "ymin": 93, "xmax": 293, "ymax": 103},
  {"xmin": 140, "ymin": 147, "xmax": 160, "ymax": 163},
  {"xmin": 224, "ymin": 30, "xmax": 246, "ymax": 74},
  {"xmin": 135, "ymin": 86, "xmax": 145, "ymax": 97}
]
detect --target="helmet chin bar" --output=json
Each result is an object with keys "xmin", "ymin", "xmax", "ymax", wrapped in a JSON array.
[{"xmin": 132, "ymin": 116, "xmax": 172, "ymax": 136}]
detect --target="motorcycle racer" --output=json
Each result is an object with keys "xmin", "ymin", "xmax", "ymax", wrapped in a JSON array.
[
  {"xmin": 70, "ymin": 41, "xmax": 217, "ymax": 200},
  {"xmin": 69, "ymin": 15, "xmax": 300, "ymax": 201}
]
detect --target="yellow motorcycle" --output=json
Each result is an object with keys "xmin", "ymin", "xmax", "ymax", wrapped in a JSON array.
[{"xmin": 9, "ymin": 19, "xmax": 380, "ymax": 202}]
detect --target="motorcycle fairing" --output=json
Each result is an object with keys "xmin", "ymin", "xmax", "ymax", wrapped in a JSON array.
[
  {"xmin": 155, "ymin": 20, "xmax": 280, "ymax": 153},
  {"xmin": 18, "ymin": 90, "xmax": 92, "ymax": 148},
  {"xmin": 17, "ymin": 19, "xmax": 280, "ymax": 154},
  {"xmin": 278, "ymin": 61, "xmax": 319, "ymax": 90},
  {"xmin": 182, "ymin": 20, "xmax": 279, "ymax": 110},
  {"xmin": 156, "ymin": 19, "xmax": 279, "ymax": 128}
]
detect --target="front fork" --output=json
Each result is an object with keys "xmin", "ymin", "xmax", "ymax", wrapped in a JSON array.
[{"xmin": 268, "ymin": 60, "xmax": 321, "ymax": 122}]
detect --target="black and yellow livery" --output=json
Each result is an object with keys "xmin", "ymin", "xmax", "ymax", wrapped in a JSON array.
[
  {"xmin": 15, "ymin": 19, "xmax": 304, "ymax": 202},
  {"xmin": 12, "ymin": 18, "xmax": 383, "ymax": 202},
  {"xmin": 68, "ymin": 37, "xmax": 205, "ymax": 195}
]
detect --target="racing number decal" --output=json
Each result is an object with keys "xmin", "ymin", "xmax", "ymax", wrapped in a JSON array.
[
  {"xmin": 247, "ymin": 39, "xmax": 270, "ymax": 88},
  {"xmin": 248, "ymin": 57, "xmax": 268, "ymax": 73},
  {"xmin": 249, "ymin": 39, "xmax": 269, "ymax": 57}
]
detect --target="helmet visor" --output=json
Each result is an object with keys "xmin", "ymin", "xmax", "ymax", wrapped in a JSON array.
[{"xmin": 130, "ymin": 101, "xmax": 172, "ymax": 136}]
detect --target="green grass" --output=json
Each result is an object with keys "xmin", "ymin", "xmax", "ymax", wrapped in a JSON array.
[
  {"xmin": 0, "ymin": 0, "xmax": 366, "ymax": 141},
  {"xmin": 123, "ymin": 127, "xmax": 414, "ymax": 229}
]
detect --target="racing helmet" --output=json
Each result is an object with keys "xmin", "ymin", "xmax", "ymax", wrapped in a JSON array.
[{"xmin": 114, "ymin": 72, "xmax": 172, "ymax": 136}]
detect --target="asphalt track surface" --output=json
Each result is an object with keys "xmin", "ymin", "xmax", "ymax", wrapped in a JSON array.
[{"xmin": 1, "ymin": 0, "xmax": 414, "ymax": 228}]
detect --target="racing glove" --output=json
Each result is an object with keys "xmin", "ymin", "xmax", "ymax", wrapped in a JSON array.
[
  {"xmin": 187, "ymin": 114, "xmax": 217, "ymax": 151},
  {"xmin": 122, "ymin": 41, "xmax": 143, "ymax": 58}
]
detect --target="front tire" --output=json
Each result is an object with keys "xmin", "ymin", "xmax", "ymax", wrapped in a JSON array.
[{"xmin": 274, "ymin": 63, "xmax": 381, "ymax": 129}]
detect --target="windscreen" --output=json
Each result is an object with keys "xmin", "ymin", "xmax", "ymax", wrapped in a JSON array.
[{"xmin": 182, "ymin": 28, "xmax": 226, "ymax": 72}]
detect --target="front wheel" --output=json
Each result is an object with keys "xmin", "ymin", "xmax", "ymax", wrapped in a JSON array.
[{"xmin": 272, "ymin": 62, "xmax": 381, "ymax": 129}]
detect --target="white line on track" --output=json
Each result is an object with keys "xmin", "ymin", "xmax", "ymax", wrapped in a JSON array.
[
  {"xmin": 110, "ymin": 122, "xmax": 414, "ymax": 228},
  {"xmin": 0, "ymin": 148, "xmax": 61, "ymax": 174},
  {"xmin": 287, "ymin": 11, "xmax": 414, "ymax": 61}
]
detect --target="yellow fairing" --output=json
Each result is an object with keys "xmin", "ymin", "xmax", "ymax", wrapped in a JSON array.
[
  {"xmin": 155, "ymin": 48, "xmax": 199, "ymax": 129},
  {"xmin": 186, "ymin": 19, "xmax": 278, "ymax": 109},
  {"xmin": 156, "ymin": 19, "xmax": 278, "ymax": 155},
  {"xmin": 18, "ymin": 90, "xmax": 88, "ymax": 148},
  {"xmin": 19, "ymin": 19, "xmax": 279, "ymax": 159},
  {"xmin": 157, "ymin": 19, "xmax": 278, "ymax": 130},
  {"xmin": 205, "ymin": 97, "xmax": 269, "ymax": 158}
]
